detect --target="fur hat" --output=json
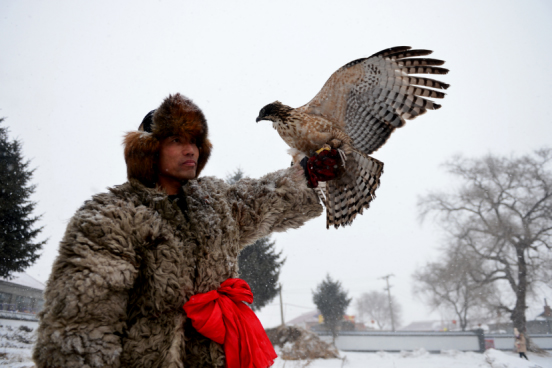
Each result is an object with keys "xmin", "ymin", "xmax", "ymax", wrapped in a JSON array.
[{"xmin": 124, "ymin": 93, "xmax": 212, "ymax": 187}]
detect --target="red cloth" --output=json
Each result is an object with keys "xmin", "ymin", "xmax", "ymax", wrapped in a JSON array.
[{"xmin": 183, "ymin": 278, "xmax": 277, "ymax": 368}]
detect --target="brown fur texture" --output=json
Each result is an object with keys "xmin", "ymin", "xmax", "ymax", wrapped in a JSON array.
[
  {"xmin": 124, "ymin": 94, "xmax": 212, "ymax": 187},
  {"xmin": 33, "ymin": 168, "xmax": 322, "ymax": 368}
]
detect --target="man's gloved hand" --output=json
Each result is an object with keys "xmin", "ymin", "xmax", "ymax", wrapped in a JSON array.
[{"xmin": 299, "ymin": 147, "xmax": 343, "ymax": 188}]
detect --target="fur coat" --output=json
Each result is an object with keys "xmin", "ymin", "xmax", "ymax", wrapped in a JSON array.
[{"xmin": 33, "ymin": 167, "xmax": 322, "ymax": 368}]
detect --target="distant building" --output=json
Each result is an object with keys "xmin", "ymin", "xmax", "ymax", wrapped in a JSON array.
[
  {"xmin": 286, "ymin": 310, "xmax": 320, "ymax": 330},
  {"xmin": 487, "ymin": 301, "xmax": 552, "ymax": 335},
  {"xmin": 0, "ymin": 272, "xmax": 45, "ymax": 316},
  {"xmin": 286, "ymin": 309, "xmax": 366, "ymax": 331},
  {"xmin": 537, "ymin": 300, "xmax": 552, "ymax": 321},
  {"xmin": 399, "ymin": 320, "xmax": 450, "ymax": 332},
  {"xmin": 530, "ymin": 300, "xmax": 551, "ymax": 334},
  {"xmin": 403, "ymin": 301, "xmax": 552, "ymax": 335}
]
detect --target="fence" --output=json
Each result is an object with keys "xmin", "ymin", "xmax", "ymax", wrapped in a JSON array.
[
  {"xmin": 317, "ymin": 331, "xmax": 552, "ymax": 352},
  {"xmin": 0, "ymin": 310, "xmax": 39, "ymax": 321}
]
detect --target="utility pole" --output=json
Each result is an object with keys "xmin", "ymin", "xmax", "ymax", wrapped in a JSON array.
[
  {"xmin": 279, "ymin": 283, "xmax": 285, "ymax": 326},
  {"xmin": 379, "ymin": 274, "xmax": 395, "ymax": 332}
]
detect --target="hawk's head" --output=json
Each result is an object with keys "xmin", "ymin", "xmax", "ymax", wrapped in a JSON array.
[{"xmin": 256, "ymin": 101, "xmax": 293, "ymax": 126}]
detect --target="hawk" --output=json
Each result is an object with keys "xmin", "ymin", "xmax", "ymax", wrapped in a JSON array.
[{"xmin": 256, "ymin": 46, "xmax": 449, "ymax": 228}]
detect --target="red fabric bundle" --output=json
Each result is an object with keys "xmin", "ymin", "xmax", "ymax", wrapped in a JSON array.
[{"xmin": 183, "ymin": 278, "xmax": 277, "ymax": 368}]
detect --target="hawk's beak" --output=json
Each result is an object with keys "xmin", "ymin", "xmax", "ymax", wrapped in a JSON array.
[{"xmin": 256, "ymin": 116, "xmax": 262, "ymax": 123}]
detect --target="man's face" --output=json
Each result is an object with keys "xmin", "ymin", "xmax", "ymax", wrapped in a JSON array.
[{"xmin": 158, "ymin": 135, "xmax": 200, "ymax": 185}]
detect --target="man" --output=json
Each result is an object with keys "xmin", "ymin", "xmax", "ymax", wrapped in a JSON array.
[{"xmin": 33, "ymin": 94, "xmax": 337, "ymax": 368}]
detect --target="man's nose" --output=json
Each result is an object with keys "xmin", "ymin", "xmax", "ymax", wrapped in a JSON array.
[{"xmin": 182, "ymin": 143, "xmax": 196, "ymax": 155}]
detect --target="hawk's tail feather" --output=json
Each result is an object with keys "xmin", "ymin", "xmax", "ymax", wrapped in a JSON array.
[{"xmin": 321, "ymin": 150, "xmax": 383, "ymax": 229}]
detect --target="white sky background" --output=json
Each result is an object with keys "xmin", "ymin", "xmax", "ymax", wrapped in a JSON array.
[{"xmin": 1, "ymin": 0, "xmax": 551, "ymax": 328}]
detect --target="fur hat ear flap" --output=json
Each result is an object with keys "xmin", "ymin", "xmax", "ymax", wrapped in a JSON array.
[
  {"xmin": 195, "ymin": 136, "xmax": 212, "ymax": 178},
  {"xmin": 124, "ymin": 131, "xmax": 159, "ymax": 187}
]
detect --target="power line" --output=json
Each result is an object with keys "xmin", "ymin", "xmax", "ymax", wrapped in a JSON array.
[
  {"xmin": 264, "ymin": 302, "xmax": 314, "ymax": 309},
  {"xmin": 284, "ymin": 303, "xmax": 314, "ymax": 309}
]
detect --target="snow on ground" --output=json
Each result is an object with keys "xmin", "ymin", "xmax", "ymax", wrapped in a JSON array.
[
  {"xmin": 272, "ymin": 348, "xmax": 552, "ymax": 368},
  {"xmin": 0, "ymin": 322, "xmax": 36, "ymax": 368},
  {"xmin": 0, "ymin": 321, "xmax": 550, "ymax": 368},
  {"xmin": 0, "ymin": 320, "xmax": 38, "ymax": 330}
]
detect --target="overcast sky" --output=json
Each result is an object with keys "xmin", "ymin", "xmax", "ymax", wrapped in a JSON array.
[{"xmin": 1, "ymin": 0, "xmax": 551, "ymax": 328}]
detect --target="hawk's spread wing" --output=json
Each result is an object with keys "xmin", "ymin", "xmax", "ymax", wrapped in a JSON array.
[{"xmin": 298, "ymin": 46, "xmax": 449, "ymax": 155}]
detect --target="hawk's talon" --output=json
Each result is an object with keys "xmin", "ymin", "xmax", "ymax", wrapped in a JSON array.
[{"xmin": 337, "ymin": 149, "xmax": 347, "ymax": 167}]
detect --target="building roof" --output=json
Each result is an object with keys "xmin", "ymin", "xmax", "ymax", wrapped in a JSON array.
[
  {"xmin": 399, "ymin": 320, "xmax": 448, "ymax": 331},
  {"xmin": 286, "ymin": 310, "xmax": 320, "ymax": 325},
  {"xmin": 0, "ymin": 272, "xmax": 45, "ymax": 291},
  {"xmin": 537, "ymin": 305, "xmax": 552, "ymax": 320}
]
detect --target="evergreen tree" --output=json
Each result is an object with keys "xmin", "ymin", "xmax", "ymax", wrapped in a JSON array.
[
  {"xmin": 313, "ymin": 274, "xmax": 351, "ymax": 343},
  {"xmin": 0, "ymin": 119, "xmax": 45, "ymax": 278},
  {"xmin": 237, "ymin": 236, "xmax": 285, "ymax": 311},
  {"xmin": 226, "ymin": 168, "xmax": 286, "ymax": 311}
]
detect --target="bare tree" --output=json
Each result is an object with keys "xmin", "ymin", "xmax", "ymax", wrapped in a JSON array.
[
  {"xmin": 413, "ymin": 247, "xmax": 494, "ymax": 331},
  {"xmin": 356, "ymin": 291, "xmax": 402, "ymax": 330},
  {"xmin": 419, "ymin": 149, "xmax": 552, "ymax": 339}
]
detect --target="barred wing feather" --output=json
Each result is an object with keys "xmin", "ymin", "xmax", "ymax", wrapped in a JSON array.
[{"xmin": 299, "ymin": 46, "xmax": 449, "ymax": 155}]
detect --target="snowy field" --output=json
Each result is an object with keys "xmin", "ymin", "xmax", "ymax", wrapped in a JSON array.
[
  {"xmin": 272, "ymin": 348, "xmax": 551, "ymax": 368},
  {"xmin": 0, "ymin": 321, "xmax": 550, "ymax": 368}
]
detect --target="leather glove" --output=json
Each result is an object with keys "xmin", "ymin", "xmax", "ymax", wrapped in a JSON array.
[{"xmin": 299, "ymin": 147, "xmax": 342, "ymax": 188}]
